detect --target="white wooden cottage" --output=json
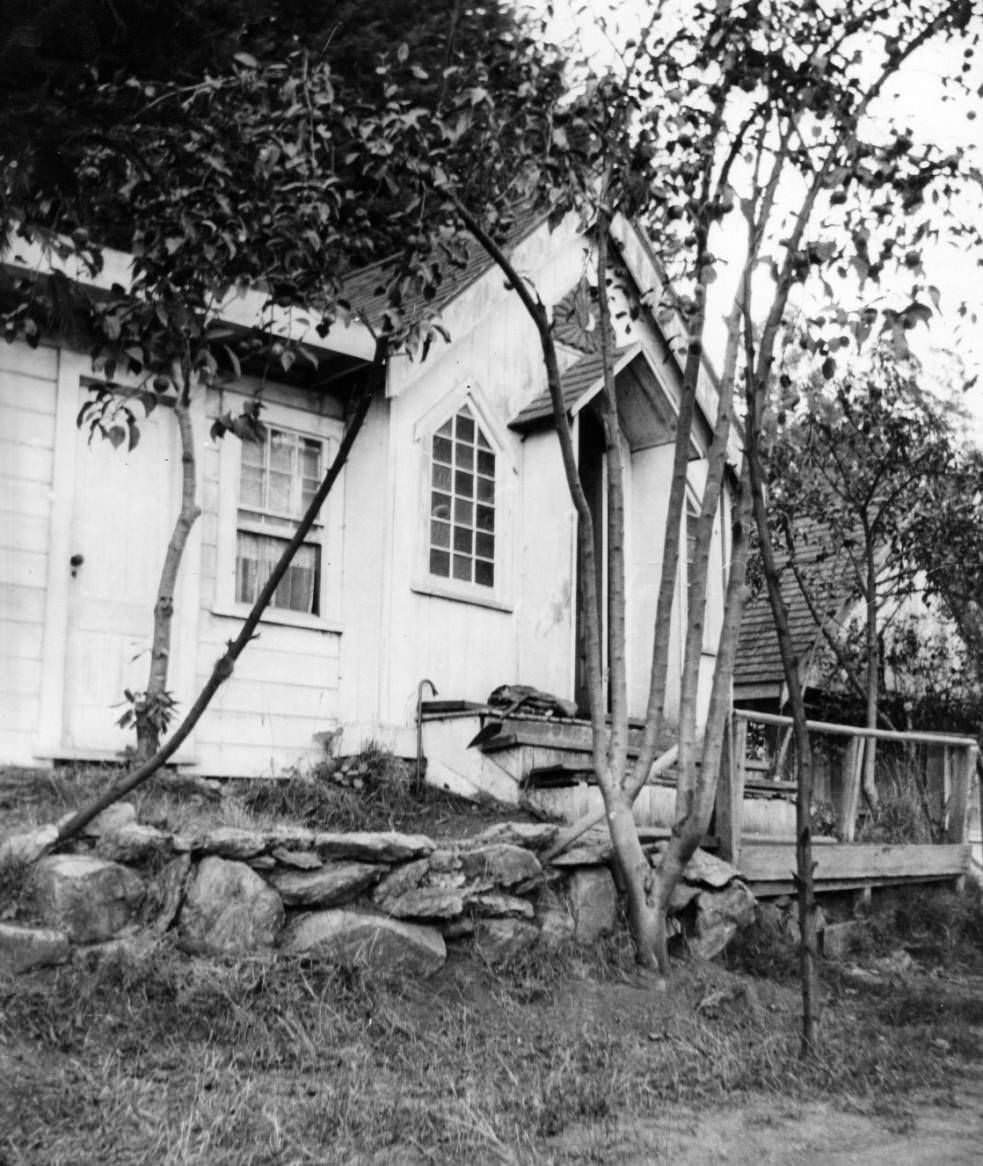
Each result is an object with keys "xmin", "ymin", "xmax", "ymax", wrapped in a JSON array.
[{"xmin": 0, "ymin": 213, "xmax": 732, "ymax": 789}]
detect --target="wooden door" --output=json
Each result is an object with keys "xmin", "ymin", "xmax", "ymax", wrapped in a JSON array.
[{"xmin": 61, "ymin": 393, "xmax": 184, "ymax": 754}]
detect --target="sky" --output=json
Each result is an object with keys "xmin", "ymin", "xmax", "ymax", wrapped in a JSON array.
[{"xmin": 519, "ymin": 0, "xmax": 983, "ymax": 435}]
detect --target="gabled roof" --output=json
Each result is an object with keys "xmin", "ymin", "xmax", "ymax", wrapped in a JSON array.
[{"xmin": 509, "ymin": 345, "xmax": 635, "ymax": 430}]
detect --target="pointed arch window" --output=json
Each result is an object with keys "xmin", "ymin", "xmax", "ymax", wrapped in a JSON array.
[{"xmin": 429, "ymin": 404, "xmax": 496, "ymax": 587}]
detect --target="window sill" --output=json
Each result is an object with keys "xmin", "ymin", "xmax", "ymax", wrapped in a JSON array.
[
  {"xmin": 210, "ymin": 603, "xmax": 343, "ymax": 633},
  {"xmin": 410, "ymin": 578, "xmax": 513, "ymax": 613}
]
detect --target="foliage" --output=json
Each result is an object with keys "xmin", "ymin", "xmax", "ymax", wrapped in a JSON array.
[
  {"xmin": 114, "ymin": 688, "xmax": 180, "ymax": 742},
  {"xmin": 763, "ymin": 343, "xmax": 980, "ymax": 739},
  {"xmin": 0, "ymin": 1, "xmax": 526, "ymax": 250}
]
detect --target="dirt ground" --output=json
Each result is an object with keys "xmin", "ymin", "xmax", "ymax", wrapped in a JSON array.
[{"xmin": 548, "ymin": 1072, "xmax": 983, "ymax": 1165}]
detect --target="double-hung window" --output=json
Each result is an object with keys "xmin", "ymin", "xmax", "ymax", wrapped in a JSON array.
[
  {"xmin": 429, "ymin": 404, "xmax": 496, "ymax": 588},
  {"xmin": 236, "ymin": 427, "xmax": 323, "ymax": 615}
]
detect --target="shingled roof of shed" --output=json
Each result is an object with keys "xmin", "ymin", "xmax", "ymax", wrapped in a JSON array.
[{"xmin": 734, "ymin": 521, "xmax": 859, "ymax": 696}]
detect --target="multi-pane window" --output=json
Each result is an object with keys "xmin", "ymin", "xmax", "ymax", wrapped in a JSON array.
[
  {"xmin": 429, "ymin": 404, "xmax": 495, "ymax": 587},
  {"xmin": 236, "ymin": 428, "xmax": 323, "ymax": 614}
]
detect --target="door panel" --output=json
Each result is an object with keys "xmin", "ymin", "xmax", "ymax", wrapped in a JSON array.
[{"xmin": 61, "ymin": 394, "xmax": 182, "ymax": 753}]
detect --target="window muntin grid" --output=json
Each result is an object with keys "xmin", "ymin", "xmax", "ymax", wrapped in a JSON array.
[
  {"xmin": 429, "ymin": 405, "xmax": 495, "ymax": 587},
  {"xmin": 236, "ymin": 427, "xmax": 323, "ymax": 614}
]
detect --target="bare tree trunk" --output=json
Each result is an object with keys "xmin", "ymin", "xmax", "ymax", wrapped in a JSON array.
[
  {"xmin": 51, "ymin": 364, "xmax": 381, "ymax": 849},
  {"xmin": 595, "ymin": 219, "xmax": 629, "ymax": 779},
  {"xmin": 137, "ymin": 370, "xmax": 201, "ymax": 760},
  {"xmin": 746, "ymin": 430, "xmax": 820, "ymax": 1055}
]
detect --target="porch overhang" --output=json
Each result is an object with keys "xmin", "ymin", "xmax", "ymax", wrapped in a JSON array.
[{"xmin": 509, "ymin": 344, "xmax": 709, "ymax": 458}]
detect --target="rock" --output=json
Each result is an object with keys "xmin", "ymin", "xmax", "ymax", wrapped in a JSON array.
[
  {"xmin": 278, "ymin": 910, "xmax": 446, "ymax": 976},
  {"xmin": 249, "ymin": 856, "xmax": 277, "ymax": 871},
  {"xmin": 171, "ymin": 833, "xmax": 193, "ymax": 854},
  {"xmin": 688, "ymin": 880, "xmax": 756, "ymax": 961},
  {"xmin": 261, "ymin": 826, "xmax": 317, "ymax": 852},
  {"xmin": 0, "ymin": 824, "xmax": 58, "ymax": 866},
  {"xmin": 74, "ymin": 933, "xmax": 163, "ymax": 970},
  {"xmin": 669, "ymin": 882, "xmax": 701, "ymax": 914},
  {"xmin": 26, "ymin": 855, "xmax": 145, "ymax": 943},
  {"xmin": 96, "ymin": 823, "xmax": 173, "ymax": 864},
  {"xmin": 682, "ymin": 848, "xmax": 740, "ymax": 890},
  {"xmin": 427, "ymin": 849, "xmax": 462, "ymax": 874},
  {"xmin": 177, "ymin": 857, "xmax": 284, "ymax": 955},
  {"xmin": 271, "ymin": 848, "xmax": 322, "ymax": 870},
  {"xmin": 140, "ymin": 854, "xmax": 191, "ymax": 934},
  {"xmin": 372, "ymin": 858, "xmax": 431, "ymax": 905},
  {"xmin": 459, "ymin": 844, "xmax": 542, "ymax": 888},
  {"xmin": 313, "ymin": 832, "xmax": 435, "ymax": 863},
  {"xmin": 550, "ymin": 843, "xmax": 611, "ymax": 867},
  {"xmin": 269, "ymin": 863, "xmax": 383, "ymax": 908},
  {"xmin": 473, "ymin": 918, "xmax": 540, "ymax": 965},
  {"xmin": 0, "ymin": 922, "xmax": 70, "ymax": 974},
  {"xmin": 442, "ymin": 917, "xmax": 475, "ymax": 940},
  {"xmin": 565, "ymin": 867, "xmax": 618, "ymax": 944},
  {"xmin": 82, "ymin": 803, "xmax": 137, "ymax": 838},
  {"xmin": 537, "ymin": 894, "xmax": 576, "ymax": 951},
  {"xmin": 191, "ymin": 827, "xmax": 267, "ymax": 860},
  {"xmin": 381, "ymin": 887, "xmax": 465, "ymax": 920},
  {"xmin": 465, "ymin": 822, "xmax": 559, "ymax": 850},
  {"xmin": 467, "ymin": 892, "xmax": 535, "ymax": 919}
]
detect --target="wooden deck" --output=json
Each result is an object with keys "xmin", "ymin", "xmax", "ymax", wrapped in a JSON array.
[
  {"xmin": 722, "ymin": 711, "xmax": 979, "ymax": 898},
  {"xmin": 739, "ymin": 839, "xmax": 970, "ymax": 897}
]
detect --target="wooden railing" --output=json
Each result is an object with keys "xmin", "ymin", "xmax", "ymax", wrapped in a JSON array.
[{"xmin": 717, "ymin": 709, "xmax": 979, "ymax": 867}]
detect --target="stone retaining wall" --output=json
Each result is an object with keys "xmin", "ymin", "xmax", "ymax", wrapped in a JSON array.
[{"xmin": 0, "ymin": 804, "xmax": 755, "ymax": 976}]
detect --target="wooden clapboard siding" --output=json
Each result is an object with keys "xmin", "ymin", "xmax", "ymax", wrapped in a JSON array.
[
  {"xmin": 0, "ymin": 344, "xmax": 58, "ymax": 761},
  {"xmin": 191, "ymin": 384, "xmax": 344, "ymax": 776}
]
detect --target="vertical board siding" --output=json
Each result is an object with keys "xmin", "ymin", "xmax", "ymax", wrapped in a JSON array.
[{"xmin": 0, "ymin": 346, "xmax": 57, "ymax": 760}]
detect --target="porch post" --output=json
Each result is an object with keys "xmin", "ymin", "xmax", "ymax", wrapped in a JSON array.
[
  {"xmin": 946, "ymin": 744, "xmax": 977, "ymax": 845},
  {"xmin": 838, "ymin": 734, "xmax": 864, "ymax": 842}
]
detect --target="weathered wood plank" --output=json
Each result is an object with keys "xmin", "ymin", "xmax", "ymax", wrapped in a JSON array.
[
  {"xmin": 740, "ymin": 841, "xmax": 969, "ymax": 883},
  {"xmin": 733, "ymin": 709, "xmax": 976, "ymax": 749},
  {"xmin": 751, "ymin": 874, "xmax": 961, "ymax": 898},
  {"xmin": 946, "ymin": 745, "xmax": 977, "ymax": 845},
  {"xmin": 838, "ymin": 736, "xmax": 864, "ymax": 843}
]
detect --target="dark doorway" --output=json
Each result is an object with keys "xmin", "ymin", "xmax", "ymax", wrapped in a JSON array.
[{"xmin": 574, "ymin": 404, "xmax": 606, "ymax": 714}]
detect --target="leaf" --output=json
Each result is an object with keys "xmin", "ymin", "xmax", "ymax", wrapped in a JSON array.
[
  {"xmin": 108, "ymin": 425, "xmax": 127, "ymax": 449},
  {"xmin": 397, "ymin": 42, "xmax": 409, "ymax": 63},
  {"xmin": 128, "ymin": 424, "xmax": 141, "ymax": 452},
  {"xmin": 821, "ymin": 356, "xmax": 837, "ymax": 380},
  {"xmin": 903, "ymin": 301, "xmax": 932, "ymax": 330},
  {"xmin": 234, "ymin": 52, "xmax": 259, "ymax": 69}
]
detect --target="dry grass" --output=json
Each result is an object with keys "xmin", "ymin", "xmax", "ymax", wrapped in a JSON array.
[
  {"xmin": 0, "ymin": 751, "xmax": 523, "ymax": 844},
  {"xmin": 3, "ymin": 763, "xmax": 983, "ymax": 1163},
  {"xmin": 3, "ymin": 927, "xmax": 983, "ymax": 1165}
]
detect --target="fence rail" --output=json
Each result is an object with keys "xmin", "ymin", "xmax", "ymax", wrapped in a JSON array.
[{"xmin": 717, "ymin": 709, "xmax": 979, "ymax": 869}]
